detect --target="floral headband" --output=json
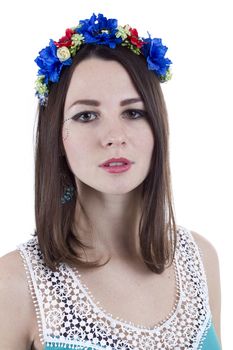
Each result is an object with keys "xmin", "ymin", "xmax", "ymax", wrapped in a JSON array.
[{"xmin": 35, "ymin": 13, "xmax": 172, "ymax": 106}]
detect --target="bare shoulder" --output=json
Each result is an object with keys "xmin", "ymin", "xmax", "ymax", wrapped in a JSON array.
[
  {"xmin": 0, "ymin": 249, "xmax": 34, "ymax": 349},
  {"xmin": 0, "ymin": 249, "xmax": 26, "ymax": 282},
  {"xmin": 190, "ymin": 230, "xmax": 222, "ymax": 345}
]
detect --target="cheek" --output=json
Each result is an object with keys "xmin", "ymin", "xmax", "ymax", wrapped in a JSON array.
[
  {"xmin": 139, "ymin": 128, "xmax": 155, "ymax": 176},
  {"xmin": 136, "ymin": 125, "xmax": 154, "ymax": 155},
  {"xmin": 62, "ymin": 127, "xmax": 91, "ymax": 167}
]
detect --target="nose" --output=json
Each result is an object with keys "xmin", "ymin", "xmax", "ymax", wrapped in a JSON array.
[
  {"xmin": 102, "ymin": 118, "xmax": 128, "ymax": 148},
  {"xmin": 103, "ymin": 131, "xmax": 127, "ymax": 148},
  {"xmin": 106, "ymin": 137, "xmax": 127, "ymax": 147}
]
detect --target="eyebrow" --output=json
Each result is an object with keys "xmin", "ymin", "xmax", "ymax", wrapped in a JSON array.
[{"xmin": 68, "ymin": 98, "xmax": 143, "ymax": 109}]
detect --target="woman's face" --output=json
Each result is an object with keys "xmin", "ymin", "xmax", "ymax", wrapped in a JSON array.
[{"xmin": 63, "ymin": 57, "xmax": 154, "ymax": 195}]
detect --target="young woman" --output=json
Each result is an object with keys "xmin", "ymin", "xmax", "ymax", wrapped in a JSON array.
[{"xmin": 0, "ymin": 13, "xmax": 221, "ymax": 350}]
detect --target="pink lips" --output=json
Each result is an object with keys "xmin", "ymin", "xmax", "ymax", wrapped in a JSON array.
[
  {"xmin": 99, "ymin": 157, "xmax": 133, "ymax": 174},
  {"xmin": 100, "ymin": 157, "xmax": 131, "ymax": 167}
]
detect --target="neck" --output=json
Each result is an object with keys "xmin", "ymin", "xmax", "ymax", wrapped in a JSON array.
[{"xmin": 73, "ymin": 181, "xmax": 144, "ymax": 261}]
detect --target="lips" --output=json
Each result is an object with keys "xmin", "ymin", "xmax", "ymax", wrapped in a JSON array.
[{"xmin": 100, "ymin": 157, "xmax": 132, "ymax": 167}]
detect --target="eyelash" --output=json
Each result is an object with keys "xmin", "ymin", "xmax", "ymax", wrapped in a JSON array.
[{"xmin": 71, "ymin": 109, "xmax": 147, "ymax": 123}]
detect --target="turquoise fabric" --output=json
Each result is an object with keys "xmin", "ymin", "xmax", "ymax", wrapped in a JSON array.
[{"xmin": 201, "ymin": 322, "xmax": 221, "ymax": 349}]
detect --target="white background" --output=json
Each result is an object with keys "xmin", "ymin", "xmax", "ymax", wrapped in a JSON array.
[{"xmin": 0, "ymin": 0, "xmax": 232, "ymax": 347}]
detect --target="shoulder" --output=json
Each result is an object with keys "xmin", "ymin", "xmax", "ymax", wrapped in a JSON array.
[
  {"xmin": 0, "ymin": 249, "xmax": 26, "ymax": 283},
  {"xmin": 0, "ymin": 249, "xmax": 34, "ymax": 348},
  {"xmin": 190, "ymin": 230, "xmax": 221, "ymax": 344}
]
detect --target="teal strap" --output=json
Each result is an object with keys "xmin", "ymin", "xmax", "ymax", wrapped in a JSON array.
[{"xmin": 201, "ymin": 322, "xmax": 221, "ymax": 350}]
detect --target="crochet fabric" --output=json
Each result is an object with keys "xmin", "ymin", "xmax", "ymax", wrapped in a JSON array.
[{"xmin": 17, "ymin": 226, "xmax": 220, "ymax": 349}]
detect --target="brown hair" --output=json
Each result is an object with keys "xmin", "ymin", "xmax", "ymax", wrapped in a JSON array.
[{"xmin": 34, "ymin": 44, "xmax": 177, "ymax": 273}]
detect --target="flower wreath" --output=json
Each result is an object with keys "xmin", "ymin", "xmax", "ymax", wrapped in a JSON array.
[{"xmin": 35, "ymin": 13, "xmax": 172, "ymax": 106}]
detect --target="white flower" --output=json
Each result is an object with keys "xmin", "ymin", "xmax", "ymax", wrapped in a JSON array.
[{"xmin": 57, "ymin": 46, "xmax": 71, "ymax": 62}]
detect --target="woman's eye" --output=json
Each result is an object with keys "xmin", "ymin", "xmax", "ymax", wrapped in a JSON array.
[
  {"xmin": 124, "ymin": 109, "xmax": 146, "ymax": 119},
  {"xmin": 72, "ymin": 112, "xmax": 97, "ymax": 122}
]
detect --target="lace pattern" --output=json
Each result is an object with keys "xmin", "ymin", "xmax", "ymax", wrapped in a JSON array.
[{"xmin": 17, "ymin": 226, "xmax": 212, "ymax": 349}]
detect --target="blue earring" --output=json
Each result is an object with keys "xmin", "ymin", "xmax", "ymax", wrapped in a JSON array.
[{"xmin": 61, "ymin": 185, "xmax": 75, "ymax": 204}]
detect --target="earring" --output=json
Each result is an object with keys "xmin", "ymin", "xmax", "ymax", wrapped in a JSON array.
[{"xmin": 61, "ymin": 185, "xmax": 75, "ymax": 204}]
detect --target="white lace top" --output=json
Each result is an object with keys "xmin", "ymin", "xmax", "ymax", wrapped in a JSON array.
[{"xmin": 17, "ymin": 225, "xmax": 216, "ymax": 350}]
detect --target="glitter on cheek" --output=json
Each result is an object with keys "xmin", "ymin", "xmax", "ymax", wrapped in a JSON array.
[{"xmin": 62, "ymin": 123, "xmax": 70, "ymax": 141}]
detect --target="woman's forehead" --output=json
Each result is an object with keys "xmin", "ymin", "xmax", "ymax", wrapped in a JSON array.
[
  {"xmin": 65, "ymin": 58, "xmax": 141, "ymax": 109},
  {"xmin": 70, "ymin": 57, "xmax": 133, "ymax": 86}
]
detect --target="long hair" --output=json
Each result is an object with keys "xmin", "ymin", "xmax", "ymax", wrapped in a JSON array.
[{"xmin": 34, "ymin": 44, "xmax": 177, "ymax": 273}]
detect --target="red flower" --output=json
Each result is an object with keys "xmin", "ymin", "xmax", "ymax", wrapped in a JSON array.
[
  {"xmin": 54, "ymin": 28, "xmax": 75, "ymax": 48},
  {"xmin": 128, "ymin": 28, "xmax": 144, "ymax": 48}
]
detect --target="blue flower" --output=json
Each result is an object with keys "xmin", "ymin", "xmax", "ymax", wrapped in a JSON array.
[
  {"xmin": 141, "ymin": 37, "xmax": 172, "ymax": 78},
  {"xmin": 35, "ymin": 39, "xmax": 72, "ymax": 84},
  {"xmin": 76, "ymin": 13, "xmax": 122, "ymax": 49}
]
